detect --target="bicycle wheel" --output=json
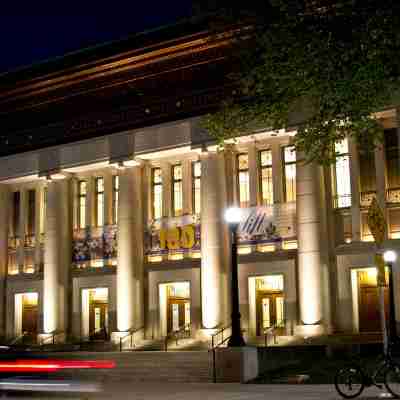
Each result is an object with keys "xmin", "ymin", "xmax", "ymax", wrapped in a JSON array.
[
  {"xmin": 334, "ymin": 365, "xmax": 365, "ymax": 399},
  {"xmin": 384, "ymin": 362, "xmax": 400, "ymax": 398}
]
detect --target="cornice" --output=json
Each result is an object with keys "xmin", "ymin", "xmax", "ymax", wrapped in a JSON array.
[{"xmin": 0, "ymin": 29, "xmax": 240, "ymax": 114}]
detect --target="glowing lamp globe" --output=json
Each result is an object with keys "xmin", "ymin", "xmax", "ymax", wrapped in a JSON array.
[
  {"xmin": 225, "ymin": 207, "xmax": 242, "ymax": 226},
  {"xmin": 384, "ymin": 250, "xmax": 397, "ymax": 263}
]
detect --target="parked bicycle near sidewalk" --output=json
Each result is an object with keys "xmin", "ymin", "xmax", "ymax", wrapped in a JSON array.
[{"xmin": 334, "ymin": 343, "xmax": 400, "ymax": 398}]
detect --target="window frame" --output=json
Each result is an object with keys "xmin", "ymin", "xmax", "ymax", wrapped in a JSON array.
[
  {"xmin": 172, "ymin": 164, "xmax": 183, "ymax": 217},
  {"xmin": 237, "ymin": 153, "xmax": 250, "ymax": 208},
  {"xmin": 95, "ymin": 177, "xmax": 104, "ymax": 227},
  {"xmin": 151, "ymin": 167, "xmax": 163, "ymax": 220},
  {"xmin": 78, "ymin": 180, "xmax": 87, "ymax": 229},
  {"xmin": 259, "ymin": 149, "xmax": 273, "ymax": 206},
  {"xmin": 192, "ymin": 161, "xmax": 201, "ymax": 215},
  {"xmin": 113, "ymin": 175, "xmax": 119, "ymax": 225},
  {"xmin": 282, "ymin": 146, "xmax": 296, "ymax": 203}
]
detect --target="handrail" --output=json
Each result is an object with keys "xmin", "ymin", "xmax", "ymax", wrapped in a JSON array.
[
  {"xmin": 9, "ymin": 332, "xmax": 28, "ymax": 346},
  {"xmin": 264, "ymin": 320, "xmax": 286, "ymax": 347},
  {"xmin": 119, "ymin": 326, "xmax": 144, "ymax": 352},
  {"xmin": 88, "ymin": 326, "xmax": 108, "ymax": 341},
  {"xmin": 209, "ymin": 325, "xmax": 247, "ymax": 383},
  {"xmin": 40, "ymin": 331, "xmax": 64, "ymax": 348},
  {"xmin": 165, "ymin": 323, "xmax": 191, "ymax": 351}
]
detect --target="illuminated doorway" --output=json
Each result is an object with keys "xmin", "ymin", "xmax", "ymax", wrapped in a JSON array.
[
  {"xmin": 352, "ymin": 268, "xmax": 389, "ymax": 333},
  {"xmin": 81, "ymin": 288, "xmax": 109, "ymax": 340},
  {"xmin": 15, "ymin": 293, "xmax": 38, "ymax": 341},
  {"xmin": 255, "ymin": 275, "xmax": 285, "ymax": 336},
  {"xmin": 159, "ymin": 282, "xmax": 191, "ymax": 336}
]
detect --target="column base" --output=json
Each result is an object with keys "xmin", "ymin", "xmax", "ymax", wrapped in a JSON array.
[
  {"xmin": 294, "ymin": 323, "xmax": 325, "ymax": 337},
  {"xmin": 213, "ymin": 346, "xmax": 258, "ymax": 383}
]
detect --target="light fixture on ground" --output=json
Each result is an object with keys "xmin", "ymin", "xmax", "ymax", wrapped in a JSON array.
[
  {"xmin": 224, "ymin": 207, "xmax": 245, "ymax": 347},
  {"xmin": 384, "ymin": 250, "xmax": 397, "ymax": 341}
]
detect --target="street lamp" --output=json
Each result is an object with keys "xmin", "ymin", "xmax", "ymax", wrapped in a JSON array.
[
  {"xmin": 384, "ymin": 250, "xmax": 397, "ymax": 342},
  {"xmin": 225, "ymin": 207, "xmax": 246, "ymax": 347}
]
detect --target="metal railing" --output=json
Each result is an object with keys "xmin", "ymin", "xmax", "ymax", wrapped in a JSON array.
[
  {"xmin": 210, "ymin": 326, "xmax": 232, "ymax": 384},
  {"xmin": 88, "ymin": 326, "xmax": 109, "ymax": 341},
  {"xmin": 40, "ymin": 331, "xmax": 64, "ymax": 348},
  {"xmin": 9, "ymin": 332, "xmax": 28, "ymax": 346},
  {"xmin": 119, "ymin": 326, "xmax": 144, "ymax": 352},
  {"xmin": 164, "ymin": 324, "xmax": 191, "ymax": 351},
  {"xmin": 263, "ymin": 320, "xmax": 286, "ymax": 347}
]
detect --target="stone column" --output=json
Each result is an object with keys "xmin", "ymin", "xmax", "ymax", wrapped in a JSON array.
[
  {"xmin": 43, "ymin": 179, "xmax": 70, "ymax": 335},
  {"xmin": 200, "ymin": 151, "xmax": 226, "ymax": 330},
  {"xmin": 0, "ymin": 186, "xmax": 9, "ymax": 336},
  {"xmin": 296, "ymin": 155, "xmax": 324, "ymax": 334},
  {"xmin": 115, "ymin": 166, "xmax": 144, "ymax": 334}
]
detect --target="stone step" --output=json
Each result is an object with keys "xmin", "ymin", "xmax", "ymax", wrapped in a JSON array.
[{"xmin": 42, "ymin": 350, "xmax": 213, "ymax": 383}]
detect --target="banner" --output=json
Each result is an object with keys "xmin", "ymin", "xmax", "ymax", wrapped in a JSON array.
[
  {"xmin": 72, "ymin": 225, "xmax": 118, "ymax": 265},
  {"xmin": 145, "ymin": 214, "xmax": 201, "ymax": 256},
  {"xmin": 237, "ymin": 203, "xmax": 296, "ymax": 245}
]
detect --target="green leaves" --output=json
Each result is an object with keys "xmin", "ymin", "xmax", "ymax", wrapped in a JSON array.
[{"xmin": 202, "ymin": 0, "xmax": 400, "ymax": 164}]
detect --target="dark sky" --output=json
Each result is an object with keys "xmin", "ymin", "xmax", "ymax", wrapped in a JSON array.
[{"xmin": 0, "ymin": 7, "xmax": 194, "ymax": 74}]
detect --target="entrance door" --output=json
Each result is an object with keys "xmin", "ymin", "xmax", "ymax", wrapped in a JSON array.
[
  {"xmin": 167, "ymin": 298, "xmax": 190, "ymax": 333},
  {"xmin": 89, "ymin": 302, "xmax": 108, "ymax": 339},
  {"xmin": 256, "ymin": 291, "xmax": 285, "ymax": 336},
  {"xmin": 22, "ymin": 304, "xmax": 38, "ymax": 336},
  {"xmin": 358, "ymin": 269, "xmax": 389, "ymax": 332},
  {"xmin": 20, "ymin": 293, "xmax": 38, "ymax": 343}
]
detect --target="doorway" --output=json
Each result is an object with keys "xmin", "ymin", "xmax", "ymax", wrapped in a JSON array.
[
  {"xmin": 356, "ymin": 268, "xmax": 389, "ymax": 332},
  {"xmin": 15, "ymin": 293, "xmax": 38, "ymax": 342},
  {"xmin": 82, "ymin": 288, "xmax": 109, "ymax": 340},
  {"xmin": 159, "ymin": 282, "xmax": 190, "ymax": 336},
  {"xmin": 255, "ymin": 275, "xmax": 285, "ymax": 336}
]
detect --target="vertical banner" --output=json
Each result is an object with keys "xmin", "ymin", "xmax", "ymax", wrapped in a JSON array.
[
  {"xmin": 237, "ymin": 203, "xmax": 296, "ymax": 245},
  {"xmin": 145, "ymin": 215, "xmax": 201, "ymax": 257}
]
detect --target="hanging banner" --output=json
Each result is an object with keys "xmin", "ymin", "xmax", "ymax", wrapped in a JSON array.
[
  {"xmin": 237, "ymin": 203, "xmax": 296, "ymax": 245},
  {"xmin": 367, "ymin": 197, "xmax": 386, "ymax": 247},
  {"xmin": 145, "ymin": 214, "xmax": 201, "ymax": 256},
  {"xmin": 72, "ymin": 225, "xmax": 118, "ymax": 265}
]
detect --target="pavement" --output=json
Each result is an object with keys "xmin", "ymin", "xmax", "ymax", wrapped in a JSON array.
[{"xmin": 0, "ymin": 383, "xmax": 393, "ymax": 400}]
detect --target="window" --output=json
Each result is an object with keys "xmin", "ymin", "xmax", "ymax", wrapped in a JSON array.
[
  {"xmin": 78, "ymin": 181, "xmax": 87, "ymax": 229},
  {"xmin": 152, "ymin": 168, "xmax": 163, "ymax": 220},
  {"xmin": 385, "ymin": 129, "xmax": 400, "ymax": 189},
  {"xmin": 40, "ymin": 188, "xmax": 47, "ymax": 236},
  {"xmin": 334, "ymin": 139, "xmax": 352, "ymax": 208},
  {"xmin": 172, "ymin": 164, "xmax": 183, "ymax": 217},
  {"xmin": 259, "ymin": 150, "xmax": 273, "ymax": 206},
  {"xmin": 237, "ymin": 153, "xmax": 250, "ymax": 208},
  {"xmin": 283, "ymin": 146, "xmax": 296, "ymax": 202},
  {"xmin": 27, "ymin": 189, "xmax": 36, "ymax": 236},
  {"xmin": 192, "ymin": 161, "xmax": 201, "ymax": 215},
  {"xmin": 113, "ymin": 175, "xmax": 119, "ymax": 225},
  {"xmin": 12, "ymin": 191, "xmax": 20, "ymax": 237},
  {"xmin": 95, "ymin": 177, "xmax": 104, "ymax": 227}
]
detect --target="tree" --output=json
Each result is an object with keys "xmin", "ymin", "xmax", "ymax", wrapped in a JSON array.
[{"xmin": 200, "ymin": 0, "xmax": 400, "ymax": 164}]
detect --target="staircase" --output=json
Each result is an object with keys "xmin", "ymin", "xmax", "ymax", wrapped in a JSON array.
[{"xmin": 50, "ymin": 351, "xmax": 213, "ymax": 383}]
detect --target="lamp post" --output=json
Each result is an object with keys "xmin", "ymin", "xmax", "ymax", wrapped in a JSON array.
[
  {"xmin": 225, "ymin": 207, "xmax": 246, "ymax": 347},
  {"xmin": 384, "ymin": 250, "xmax": 397, "ymax": 343}
]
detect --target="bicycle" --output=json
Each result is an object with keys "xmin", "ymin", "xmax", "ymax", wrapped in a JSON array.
[{"xmin": 334, "ymin": 346, "xmax": 400, "ymax": 398}]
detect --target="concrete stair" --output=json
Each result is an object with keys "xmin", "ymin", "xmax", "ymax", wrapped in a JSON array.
[{"xmin": 48, "ymin": 351, "xmax": 213, "ymax": 383}]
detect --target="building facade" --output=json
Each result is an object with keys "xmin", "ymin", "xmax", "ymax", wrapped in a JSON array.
[{"xmin": 0, "ymin": 21, "xmax": 399, "ymax": 346}]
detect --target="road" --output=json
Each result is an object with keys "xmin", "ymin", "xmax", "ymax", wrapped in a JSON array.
[{"xmin": 0, "ymin": 383, "xmax": 392, "ymax": 400}]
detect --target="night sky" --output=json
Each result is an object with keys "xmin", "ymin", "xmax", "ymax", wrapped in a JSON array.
[{"xmin": 0, "ymin": 7, "xmax": 194, "ymax": 74}]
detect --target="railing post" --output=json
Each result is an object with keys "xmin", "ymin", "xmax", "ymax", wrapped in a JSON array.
[
  {"xmin": 212, "ymin": 348, "xmax": 217, "ymax": 383},
  {"xmin": 120, "ymin": 337, "xmax": 122, "ymax": 352}
]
